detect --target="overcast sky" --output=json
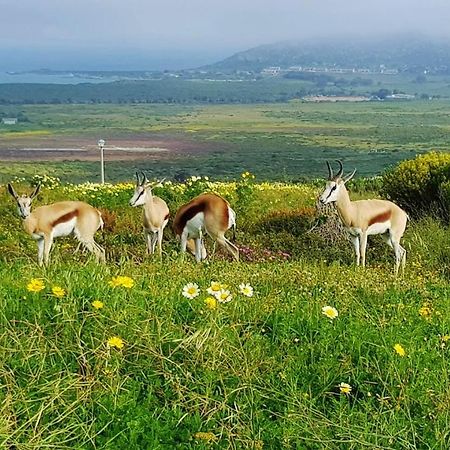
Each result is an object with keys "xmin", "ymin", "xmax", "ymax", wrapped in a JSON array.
[{"xmin": 1, "ymin": 0, "xmax": 450, "ymax": 70}]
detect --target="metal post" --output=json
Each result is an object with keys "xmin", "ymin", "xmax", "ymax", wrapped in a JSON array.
[{"xmin": 98, "ymin": 139, "xmax": 105, "ymax": 184}]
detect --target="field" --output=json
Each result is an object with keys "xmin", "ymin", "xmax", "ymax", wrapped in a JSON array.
[
  {"xmin": 0, "ymin": 174, "xmax": 449, "ymax": 449},
  {"xmin": 2, "ymin": 100, "xmax": 450, "ymax": 183}
]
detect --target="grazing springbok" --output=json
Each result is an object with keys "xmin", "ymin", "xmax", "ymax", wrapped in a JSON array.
[
  {"xmin": 129, "ymin": 172, "xmax": 169, "ymax": 257},
  {"xmin": 173, "ymin": 193, "xmax": 238, "ymax": 262},
  {"xmin": 7, "ymin": 183, "xmax": 105, "ymax": 266},
  {"xmin": 319, "ymin": 161, "xmax": 408, "ymax": 275}
]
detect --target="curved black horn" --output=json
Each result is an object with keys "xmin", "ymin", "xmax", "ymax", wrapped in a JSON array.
[
  {"xmin": 135, "ymin": 171, "xmax": 141, "ymax": 186},
  {"xmin": 140, "ymin": 171, "xmax": 148, "ymax": 185},
  {"xmin": 326, "ymin": 161, "xmax": 333, "ymax": 180},
  {"xmin": 335, "ymin": 160, "xmax": 344, "ymax": 178}
]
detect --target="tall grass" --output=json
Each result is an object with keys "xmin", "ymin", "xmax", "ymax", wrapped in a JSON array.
[{"xmin": 0, "ymin": 178, "xmax": 449, "ymax": 449}]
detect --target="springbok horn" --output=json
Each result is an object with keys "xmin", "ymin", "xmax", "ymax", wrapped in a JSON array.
[
  {"xmin": 140, "ymin": 171, "xmax": 148, "ymax": 185},
  {"xmin": 335, "ymin": 160, "xmax": 344, "ymax": 178},
  {"xmin": 326, "ymin": 161, "xmax": 333, "ymax": 180},
  {"xmin": 135, "ymin": 172, "xmax": 141, "ymax": 186},
  {"xmin": 343, "ymin": 168, "xmax": 357, "ymax": 184}
]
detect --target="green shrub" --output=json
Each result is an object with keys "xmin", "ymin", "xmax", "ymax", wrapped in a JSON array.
[{"xmin": 381, "ymin": 151, "xmax": 450, "ymax": 219}]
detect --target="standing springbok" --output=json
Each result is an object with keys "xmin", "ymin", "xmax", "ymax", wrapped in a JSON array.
[
  {"xmin": 7, "ymin": 183, "xmax": 105, "ymax": 266},
  {"xmin": 173, "ymin": 193, "xmax": 238, "ymax": 262},
  {"xmin": 129, "ymin": 172, "xmax": 169, "ymax": 257},
  {"xmin": 319, "ymin": 161, "xmax": 408, "ymax": 275}
]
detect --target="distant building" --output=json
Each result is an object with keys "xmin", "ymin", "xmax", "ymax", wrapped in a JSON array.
[
  {"xmin": 386, "ymin": 93, "xmax": 415, "ymax": 100},
  {"xmin": 1, "ymin": 118, "xmax": 17, "ymax": 125},
  {"xmin": 261, "ymin": 67, "xmax": 281, "ymax": 76}
]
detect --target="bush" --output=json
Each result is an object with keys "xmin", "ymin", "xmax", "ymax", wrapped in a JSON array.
[{"xmin": 381, "ymin": 152, "xmax": 450, "ymax": 220}]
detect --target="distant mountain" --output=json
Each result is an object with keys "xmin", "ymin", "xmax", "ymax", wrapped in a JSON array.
[{"xmin": 205, "ymin": 35, "xmax": 450, "ymax": 73}]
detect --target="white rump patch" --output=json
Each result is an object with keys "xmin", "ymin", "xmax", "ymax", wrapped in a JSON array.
[{"xmin": 185, "ymin": 212, "xmax": 205, "ymax": 239}]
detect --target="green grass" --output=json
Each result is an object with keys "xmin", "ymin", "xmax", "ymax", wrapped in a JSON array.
[
  {"xmin": 2, "ymin": 100, "xmax": 450, "ymax": 183},
  {"xmin": 0, "ymin": 179, "xmax": 449, "ymax": 448}
]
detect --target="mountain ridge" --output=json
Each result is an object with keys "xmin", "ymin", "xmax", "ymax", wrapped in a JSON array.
[{"xmin": 204, "ymin": 34, "xmax": 450, "ymax": 73}]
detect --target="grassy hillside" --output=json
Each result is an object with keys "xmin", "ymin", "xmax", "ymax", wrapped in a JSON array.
[{"xmin": 0, "ymin": 176, "xmax": 449, "ymax": 448}]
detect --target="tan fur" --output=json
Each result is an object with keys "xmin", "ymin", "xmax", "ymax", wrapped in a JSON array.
[
  {"xmin": 321, "ymin": 173, "xmax": 408, "ymax": 275},
  {"xmin": 130, "ymin": 182, "xmax": 170, "ymax": 257},
  {"xmin": 173, "ymin": 193, "xmax": 238, "ymax": 261},
  {"xmin": 8, "ymin": 184, "xmax": 105, "ymax": 266}
]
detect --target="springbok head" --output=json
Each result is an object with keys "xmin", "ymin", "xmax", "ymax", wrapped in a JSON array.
[
  {"xmin": 129, "ymin": 172, "xmax": 165, "ymax": 207},
  {"xmin": 7, "ymin": 183, "xmax": 41, "ymax": 219},
  {"xmin": 319, "ymin": 160, "xmax": 356, "ymax": 204}
]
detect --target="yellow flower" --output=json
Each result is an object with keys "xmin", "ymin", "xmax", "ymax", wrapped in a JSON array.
[
  {"xmin": 419, "ymin": 305, "xmax": 432, "ymax": 317},
  {"xmin": 322, "ymin": 305, "xmax": 338, "ymax": 319},
  {"xmin": 107, "ymin": 336, "xmax": 124, "ymax": 349},
  {"xmin": 193, "ymin": 432, "xmax": 216, "ymax": 442},
  {"xmin": 394, "ymin": 343, "xmax": 406, "ymax": 357},
  {"xmin": 216, "ymin": 289, "xmax": 232, "ymax": 303},
  {"xmin": 239, "ymin": 283, "xmax": 254, "ymax": 297},
  {"xmin": 206, "ymin": 281, "xmax": 222, "ymax": 296},
  {"xmin": 182, "ymin": 282, "xmax": 200, "ymax": 299},
  {"xmin": 51, "ymin": 286, "xmax": 66, "ymax": 298},
  {"xmin": 92, "ymin": 300, "xmax": 104, "ymax": 310},
  {"xmin": 109, "ymin": 276, "xmax": 134, "ymax": 289},
  {"xmin": 27, "ymin": 278, "xmax": 45, "ymax": 293},
  {"xmin": 339, "ymin": 382, "xmax": 352, "ymax": 395},
  {"xmin": 441, "ymin": 335, "xmax": 450, "ymax": 342},
  {"xmin": 204, "ymin": 297, "xmax": 218, "ymax": 310}
]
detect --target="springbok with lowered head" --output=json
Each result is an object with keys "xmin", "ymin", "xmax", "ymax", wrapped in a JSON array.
[
  {"xmin": 8, "ymin": 183, "xmax": 105, "ymax": 266},
  {"xmin": 319, "ymin": 161, "xmax": 408, "ymax": 275},
  {"xmin": 129, "ymin": 172, "xmax": 169, "ymax": 256},
  {"xmin": 173, "ymin": 193, "xmax": 238, "ymax": 262}
]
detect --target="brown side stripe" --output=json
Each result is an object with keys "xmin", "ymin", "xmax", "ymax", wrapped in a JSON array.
[
  {"xmin": 221, "ymin": 203, "xmax": 229, "ymax": 230},
  {"xmin": 51, "ymin": 209, "xmax": 79, "ymax": 227},
  {"xmin": 164, "ymin": 213, "xmax": 170, "ymax": 221},
  {"xmin": 174, "ymin": 202, "xmax": 205, "ymax": 235},
  {"xmin": 368, "ymin": 210, "xmax": 391, "ymax": 226}
]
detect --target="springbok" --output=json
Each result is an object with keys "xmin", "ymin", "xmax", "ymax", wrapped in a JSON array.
[
  {"xmin": 129, "ymin": 172, "xmax": 169, "ymax": 257},
  {"xmin": 7, "ymin": 183, "xmax": 105, "ymax": 266},
  {"xmin": 173, "ymin": 193, "xmax": 238, "ymax": 262},
  {"xmin": 319, "ymin": 161, "xmax": 408, "ymax": 275}
]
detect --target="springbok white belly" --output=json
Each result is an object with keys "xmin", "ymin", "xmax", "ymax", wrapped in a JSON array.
[
  {"xmin": 367, "ymin": 221, "xmax": 391, "ymax": 235},
  {"xmin": 348, "ymin": 220, "xmax": 391, "ymax": 236},
  {"xmin": 185, "ymin": 212, "xmax": 204, "ymax": 239},
  {"xmin": 52, "ymin": 217, "xmax": 77, "ymax": 238}
]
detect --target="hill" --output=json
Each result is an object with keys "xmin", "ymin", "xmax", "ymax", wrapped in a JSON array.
[{"xmin": 207, "ymin": 34, "xmax": 450, "ymax": 73}]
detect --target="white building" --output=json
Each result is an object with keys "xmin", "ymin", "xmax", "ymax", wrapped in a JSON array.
[{"xmin": 1, "ymin": 118, "xmax": 18, "ymax": 125}]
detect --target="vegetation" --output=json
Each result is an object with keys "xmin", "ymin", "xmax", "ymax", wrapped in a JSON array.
[
  {"xmin": 382, "ymin": 152, "xmax": 450, "ymax": 220},
  {"xmin": 2, "ymin": 71, "xmax": 450, "ymax": 105},
  {"xmin": 0, "ymin": 168, "xmax": 449, "ymax": 448},
  {"xmin": 2, "ymin": 101, "xmax": 450, "ymax": 183}
]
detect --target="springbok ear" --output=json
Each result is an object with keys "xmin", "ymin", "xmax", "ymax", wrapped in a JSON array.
[
  {"xmin": 156, "ymin": 178, "xmax": 166, "ymax": 187},
  {"xmin": 343, "ymin": 169, "xmax": 356, "ymax": 184},
  {"xmin": 30, "ymin": 183, "xmax": 41, "ymax": 199},
  {"xmin": 7, "ymin": 183, "xmax": 19, "ymax": 200}
]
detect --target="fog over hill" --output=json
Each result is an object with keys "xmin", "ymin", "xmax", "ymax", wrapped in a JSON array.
[{"xmin": 206, "ymin": 35, "xmax": 450, "ymax": 73}]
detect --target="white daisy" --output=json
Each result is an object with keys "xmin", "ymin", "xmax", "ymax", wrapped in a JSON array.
[
  {"xmin": 216, "ymin": 289, "xmax": 232, "ymax": 303},
  {"xmin": 239, "ymin": 283, "xmax": 254, "ymax": 297},
  {"xmin": 182, "ymin": 282, "xmax": 200, "ymax": 299},
  {"xmin": 206, "ymin": 281, "xmax": 222, "ymax": 296}
]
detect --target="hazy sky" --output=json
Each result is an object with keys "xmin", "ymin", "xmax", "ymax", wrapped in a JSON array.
[{"xmin": 1, "ymin": 0, "xmax": 450, "ymax": 70}]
